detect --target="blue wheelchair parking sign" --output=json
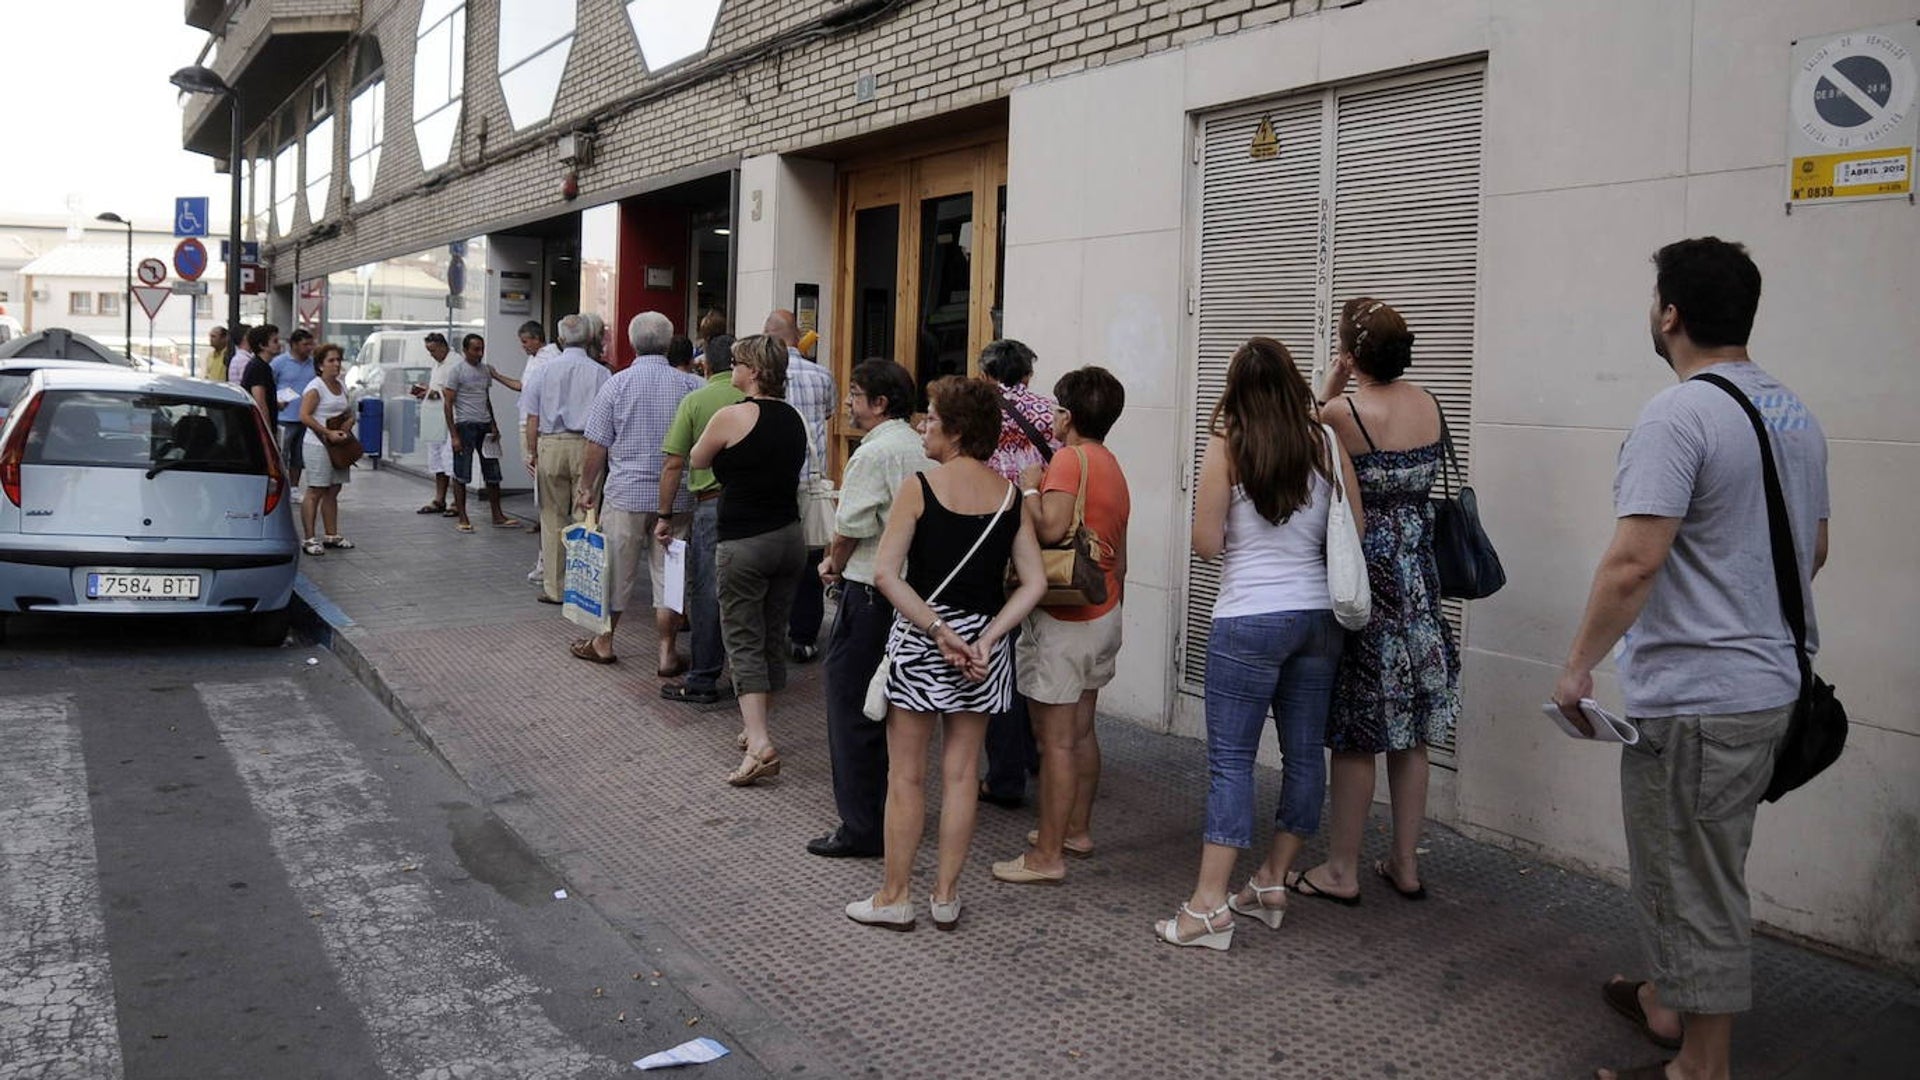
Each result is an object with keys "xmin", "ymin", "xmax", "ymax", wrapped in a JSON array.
[{"xmin": 174, "ymin": 197, "xmax": 209, "ymax": 238}]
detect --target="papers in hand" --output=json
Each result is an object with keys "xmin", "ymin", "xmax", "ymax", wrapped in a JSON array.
[
  {"xmin": 1540, "ymin": 699, "xmax": 1640, "ymax": 745},
  {"xmin": 662, "ymin": 538, "xmax": 687, "ymax": 614}
]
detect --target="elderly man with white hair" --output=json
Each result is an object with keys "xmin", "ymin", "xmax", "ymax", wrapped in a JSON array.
[
  {"xmin": 572, "ymin": 311, "xmax": 703, "ymax": 669},
  {"xmin": 522, "ymin": 313, "xmax": 610, "ymax": 604}
]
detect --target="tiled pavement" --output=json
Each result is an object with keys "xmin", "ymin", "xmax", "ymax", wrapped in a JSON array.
[{"xmin": 293, "ymin": 464, "xmax": 1918, "ymax": 1079}]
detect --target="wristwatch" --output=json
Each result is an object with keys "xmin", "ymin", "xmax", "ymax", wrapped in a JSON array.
[
  {"xmin": 925, "ymin": 617, "xmax": 946, "ymax": 636},
  {"xmin": 658, "ymin": 511, "xmax": 675, "ymax": 520}
]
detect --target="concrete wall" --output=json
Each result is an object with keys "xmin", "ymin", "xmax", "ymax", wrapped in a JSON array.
[
  {"xmin": 735, "ymin": 154, "xmax": 836, "ymax": 343},
  {"xmin": 1003, "ymin": 0, "xmax": 1920, "ymax": 968}
]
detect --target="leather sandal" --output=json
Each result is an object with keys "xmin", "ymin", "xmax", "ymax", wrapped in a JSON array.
[
  {"xmin": 1602, "ymin": 978, "xmax": 1683, "ymax": 1050},
  {"xmin": 1154, "ymin": 901, "xmax": 1234, "ymax": 951},
  {"xmin": 1227, "ymin": 878, "xmax": 1289, "ymax": 929},
  {"xmin": 727, "ymin": 748, "xmax": 781, "ymax": 787},
  {"xmin": 569, "ymin": 638, "xmax": 617, "ymax": 665}
]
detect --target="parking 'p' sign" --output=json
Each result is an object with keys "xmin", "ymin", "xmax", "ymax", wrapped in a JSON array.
[{"xmin": 1789, "ymin": 22, "xmax": 1918, "ymax": 205}]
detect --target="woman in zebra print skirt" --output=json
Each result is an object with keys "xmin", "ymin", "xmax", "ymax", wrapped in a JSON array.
[{"xmin": 845, "ymin": 377, "xmax": 1048, "ymax": 933}]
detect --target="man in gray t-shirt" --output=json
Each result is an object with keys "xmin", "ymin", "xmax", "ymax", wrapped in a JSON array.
[
  {"xmin": 442, "ymin": 332, "xmax": 524, "ymax": 531},
  {"xmin": 1555, "ymin": 239, "xmax": 1830, "ymax": 1080}
]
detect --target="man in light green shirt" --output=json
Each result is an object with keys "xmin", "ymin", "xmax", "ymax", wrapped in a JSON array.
[
  {"xmin": 655, "ymin": 336, "xmax": 745, "ymax": 704},
  {"xmin": 808, "ymin": 360, "xmax": 934, "ymax": 859}
]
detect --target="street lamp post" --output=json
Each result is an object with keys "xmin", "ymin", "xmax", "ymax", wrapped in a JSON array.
[
  {"xmin": 94, "ymin": 212, "xmax": 133, "ymax": 362},
  {"xmin": 170, "ymin": 65, "xmax": 243, "ymax": 350}
]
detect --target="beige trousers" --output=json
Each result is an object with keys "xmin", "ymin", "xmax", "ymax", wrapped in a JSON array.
[{"xmin": 535, "ymin": 434, "xmax": 587, "ymax": 601}]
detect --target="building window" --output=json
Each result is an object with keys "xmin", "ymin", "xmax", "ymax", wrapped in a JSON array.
[
  {"xmin": 497, "ymin": 0, "xmax": 574, "ymax": 130},
  {"xmin": 271, "ymin": 106, "xmax": 301, "ymax": 238},
  {"xmin": 307, "ymin": 75, "xmax": 334, "ymax": 220},
  {"xmin": 348, "ymin": 38, "xmax": 386, "ymax": 201},
  {"xmin": 412, "ymin": 0, "xmax": 467, "ymax": 171},
  {"xmin": 625, "ymin": 0, "xmax": 724, "ymax": 73},
  {"xmin": 245, "ymin": 148, "xmax": 268, "ymax": 242},
  {"xmin": 98, "ymin": 292, "xmax": 121, "ymax": 316},
  {"xmin": 69, "ymin": 292, "xmax": 93, "ymax": 315}
]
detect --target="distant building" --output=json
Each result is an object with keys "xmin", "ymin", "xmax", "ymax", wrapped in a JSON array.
[{"xmin": 15, "ymin": 234, "xmax": 224, "ymax": 368}]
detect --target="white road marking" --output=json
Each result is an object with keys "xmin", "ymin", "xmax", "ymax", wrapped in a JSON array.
[
  {"xmin": 198, "ymin": 681, "xmax": 610, "ymax": 1080},
  {"xmin": 0, "ymin": 694, "xmax": 125, "ymax": 1080}
]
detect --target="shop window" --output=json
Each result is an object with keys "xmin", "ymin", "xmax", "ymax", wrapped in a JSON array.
[
  {"xmin": 412, "ymin": 0, "xmax": 467, "ymax": 171},
  {"xmin": 306, "ymin": 76, "xmax": 334, "ymax": 220},
  {"xmin": 348, "ymin": 38, "xmax": 385, "ymax": 200},
  {"xmin": 271, "ymin": 106, "xmax": 300, "ymax": 237},
  {"xmin": 624, "ymin": 0, "xmax": 723, "ymax": 73},
  {"xmin": 97, "ymin": 292, "xmax": 120, "ymax": 316},
  {"xmin": 497, "ymin": 0, "xmax": 574, "ymax": 130},
  {"xmin": 69, "ymin": 292, "xmax": 92, "ymax": 316}
]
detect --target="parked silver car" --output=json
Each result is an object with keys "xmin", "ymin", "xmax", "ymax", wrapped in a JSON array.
[{"xmin": 0, "ymin": 367, "xmax": 299, "ymax": 645}]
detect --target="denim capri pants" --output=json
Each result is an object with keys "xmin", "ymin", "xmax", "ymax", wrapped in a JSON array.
[{"xmin": 1202, "ymin": 609, "xmax": 1343, "ymax": 848}]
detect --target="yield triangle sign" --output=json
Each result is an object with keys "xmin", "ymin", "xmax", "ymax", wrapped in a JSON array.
[{"xmin": 131, "ymin": 286, "xmax": 170, "ymax": 320}]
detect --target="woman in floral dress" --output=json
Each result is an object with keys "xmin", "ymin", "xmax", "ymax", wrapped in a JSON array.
[{"xmin": 1295, "ymin": 298, "xmax": 1460, "ymax": 904}]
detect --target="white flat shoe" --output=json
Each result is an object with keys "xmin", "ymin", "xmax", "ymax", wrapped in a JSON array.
[
  {"xmin": 1154, "ymin": 901, "xmax": 1234, "ymax": 952},
  {"xmin": 930, "ymin": 895, "xmax": 961, "ymax": 932},
  {"xmin": 846, "ymin": 896, "xmax": 915, "ymax": 931},
  {"xmin": 1228, "ymin": 879, "xmax": 1288, "ymax": 929}
]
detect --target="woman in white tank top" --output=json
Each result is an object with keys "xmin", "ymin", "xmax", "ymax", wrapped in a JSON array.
[{"xmin": 1154, "ymin": 336, "xmax": 1364, "ymax": 951}]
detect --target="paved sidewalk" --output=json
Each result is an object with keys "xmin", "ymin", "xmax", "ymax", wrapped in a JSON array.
[{"xmin": 294, "ymin": 465, "xmax": 1916, "ymax": 1079}]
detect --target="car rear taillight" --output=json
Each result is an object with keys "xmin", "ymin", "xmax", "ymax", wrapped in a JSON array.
[
  {"xmin": 0, "ymin": 391, "xmax": 45, "ymax": 507},
  {"xmin": 247, "ymin": 406, "xmax": 286, "ymax": 515}
]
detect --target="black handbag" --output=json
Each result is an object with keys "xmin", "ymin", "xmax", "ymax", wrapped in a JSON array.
[
  {"xmin": 1693, "ymin": 373, "xmax": 1846, "ymax": 802},
  {"xmin": 1427, "ymin": 393, "xmax": 1505, "ymax": 600}
]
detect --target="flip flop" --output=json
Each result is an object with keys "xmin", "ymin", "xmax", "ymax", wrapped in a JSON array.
[
  {"xmin": 416, "ymin": 502, "xmax": 446, "ymax": 514},
  {"xmin": 492, "ymin": 518, "xmax": 521, "ymax": 528},
  {"xmin": 1375, "ymin": 859, "xmax": 1428, "ymax": 900},
  {"xmin": 1602, "ymin": 979, "xmax": 1683, "ymax": 1050},
  {"xmin": 1286, "ymin": 870, "xmax": 1361, "ymax": 906},
  {"xmin": 569, "ymin": 639, "xmax": 617, "ymax": 665},
  {"xmin": 455, "ymin": 522, "xmax": 475, "ymax": 533}
]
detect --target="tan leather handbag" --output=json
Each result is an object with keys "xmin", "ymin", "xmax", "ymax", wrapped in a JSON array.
[{"xmin": 1021, "ymin": 445, "xmax": 1109, "ymax": 607}]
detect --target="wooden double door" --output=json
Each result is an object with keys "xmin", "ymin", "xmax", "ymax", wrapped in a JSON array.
[{"xmin": 831, "ymin": 139, "xmax": 1007, "ymax": 468}]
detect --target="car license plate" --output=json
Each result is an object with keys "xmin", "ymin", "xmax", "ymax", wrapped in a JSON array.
[{"xmin": 86, "ymin": 573, "xmax": 202, "ymax": 600}]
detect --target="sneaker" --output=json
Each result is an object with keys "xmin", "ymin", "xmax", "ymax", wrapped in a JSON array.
[
  {"xmin": 661, "ymin": 683, "xmax": 722, "ymax": 705},
  {"xmin": 845, "ymin": 896, "xmax": 915, "ymax": 931}
]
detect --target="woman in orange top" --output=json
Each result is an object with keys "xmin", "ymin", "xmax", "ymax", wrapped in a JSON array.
[{"xmin": 991, "ymin": 366, "xmax": 1130, "ymax": 885}]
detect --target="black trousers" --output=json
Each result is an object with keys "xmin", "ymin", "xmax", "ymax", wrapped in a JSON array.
[
  {"xmin": 788, "ymin": 547, "xmax": 827, "ymax": 646},
  {"xmin": 824, "ymin": 582, "xmax": 892, "ymax": 847},
  {"xmin": 983, "ymin": 625, "xmax": 1038, "ymax": 798}
]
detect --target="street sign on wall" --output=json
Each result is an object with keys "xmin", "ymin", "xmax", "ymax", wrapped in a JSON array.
[{"xmin": 1789, "ymin": 22, "xmax": 1918, "ymax": 205}]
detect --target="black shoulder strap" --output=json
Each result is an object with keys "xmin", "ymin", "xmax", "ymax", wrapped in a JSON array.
[
  {"xmin": 997, "ymin": 389, "xmax": 1055, "ymax": 463},
  {"xmin": 1422, "ymin": 388, "xmax": 1464, "ymax": 496},
  {"xmin": 1690, "ymin": 373, "xmax": 1812, "ymax": 677},
  {"xmin": 1343, "ymin": 396, "xmax": 1380, "ymax": 454}
]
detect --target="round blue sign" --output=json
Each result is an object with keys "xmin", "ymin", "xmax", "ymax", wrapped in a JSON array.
[{"xmin": 173, "ymin": 238, "xmax": 209, "ymax": 282}]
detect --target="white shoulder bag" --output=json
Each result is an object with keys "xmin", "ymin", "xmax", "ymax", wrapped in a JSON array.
[
  {"xmin": 1323, "ymin": 424, "xmax": 1371, "ymax": 631},
  {"xmin": 798, "ymin": 414, "xmax": 839, "ymax": 549},
  {"xmin": 864, "ymin": 483, "xmax": 1017, "ymax": 721}
]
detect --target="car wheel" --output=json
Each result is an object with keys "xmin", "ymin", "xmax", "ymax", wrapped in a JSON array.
[{"xmin": 246, "ymin": 607, "xmax": 292, "ymax": 648}]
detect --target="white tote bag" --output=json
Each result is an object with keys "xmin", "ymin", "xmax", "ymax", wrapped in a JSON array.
[
  {"xmin": 1323, "ymin": 425, "xmax": 1371, "ymax": 631},
  {"xmin": 798, "ymin": 416, "xmax": 839, "ymax": 549},
  {"xmin": 562, "ymin": 509, "xmax": 615, "ymax": 636}
]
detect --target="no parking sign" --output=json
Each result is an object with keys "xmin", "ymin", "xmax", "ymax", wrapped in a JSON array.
[{"xmin": 1789, "ymin": 22, "xmax": 1919, "ymax": 205}]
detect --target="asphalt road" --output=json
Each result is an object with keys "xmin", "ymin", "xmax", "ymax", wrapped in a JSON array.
[{"xmin": 0, "ymin": 614, "xmax": 767, "ymax": 1080}]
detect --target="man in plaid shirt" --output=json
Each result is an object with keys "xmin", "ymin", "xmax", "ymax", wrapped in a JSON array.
[{"xmin": 765, "ymin": 309, "xmax": 836, "ymax": 663}]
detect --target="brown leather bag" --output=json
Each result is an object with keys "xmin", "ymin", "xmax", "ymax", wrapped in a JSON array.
[
  {"xmin": 1013, "ymin": 445, "xmax": 1109, "ymax": 607},
  {"xmin": 323, "ymin": 409, "xmax": 364, "ymax": 470}
]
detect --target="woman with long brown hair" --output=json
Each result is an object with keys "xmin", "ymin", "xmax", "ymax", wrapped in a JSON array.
[
  {"xmin": 1155, "ymin": 336, "xmax": 1362, "ymax": 950},
  {"xmin": 1295, "ymin": 297, "xmax": 1459, "ymax": 904}
]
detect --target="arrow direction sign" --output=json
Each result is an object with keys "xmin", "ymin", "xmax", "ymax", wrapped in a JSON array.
[
  {"xmin": 136, "ymin": 258, "xmax": 168, "ymax": 287},
  {"xmin": 131, "ymin": 286, "xmax": 170, "ymax": 320}
]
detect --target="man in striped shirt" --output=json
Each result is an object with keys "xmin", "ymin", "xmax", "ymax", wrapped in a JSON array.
[
  {"xmin": 764, "ymin": 309, "xmax": 836, "ymax": 663},
  {"xmin": 573, "ymin": 312, "xmax": 701, "ymax": 670}
]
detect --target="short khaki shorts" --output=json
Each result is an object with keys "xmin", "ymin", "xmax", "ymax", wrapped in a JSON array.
[
  {"xmin": 602, "ymin": 509, "xmax": 689, "ymax": 614},
  {"xmin": 1016, "ymin": 605, "xmax": 1123, "ymax": 705}
]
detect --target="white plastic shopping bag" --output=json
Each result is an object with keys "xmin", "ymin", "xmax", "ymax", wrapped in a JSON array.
[{"xmin": 562, "ymin": 511, "xmax": 614, "ymax": 636}]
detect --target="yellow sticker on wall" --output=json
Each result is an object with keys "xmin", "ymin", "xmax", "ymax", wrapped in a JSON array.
[
  {"xmin": 1790, "ymin": 147, "xmax": 1913, "ymax": 201},
  {"xmin": 1249, "ymin": 114, "xmax": 1279, "ymax": 160}
]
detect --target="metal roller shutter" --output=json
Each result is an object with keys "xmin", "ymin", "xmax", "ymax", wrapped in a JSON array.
[{"xmin": 1181, "ymin": 63, "xmax": 1485, "ymax": 760}]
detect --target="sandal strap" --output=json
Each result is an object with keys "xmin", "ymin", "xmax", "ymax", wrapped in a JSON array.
[
  {"xmin": 1244, "ymin": 879, "xmax": 1287, "ymax": 897},
  {"xmin": 1179, "ymin": 901, "xmax": 1231, "ymax": 934}
]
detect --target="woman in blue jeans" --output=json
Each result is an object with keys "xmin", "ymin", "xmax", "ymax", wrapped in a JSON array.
[{"xmin": 1155, "ymin": 336, "xmax": 1364, "ymax": 951}]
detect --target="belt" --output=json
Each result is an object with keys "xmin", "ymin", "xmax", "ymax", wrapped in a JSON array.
[
  {"xmin": 541, "ymin": 430, "xmax": 586, "ymax": 439},
  {"xmin": 696, "ymin": 489, "xmax": 721, "ymax": 502}
]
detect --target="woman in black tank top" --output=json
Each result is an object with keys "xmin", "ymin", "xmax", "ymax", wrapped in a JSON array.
[
  {"xmin": 690, "ymin": 336, "xmax": 810, "ymax": 787},
  {"xmin": 843, "ymin": 377, "xmax": 1049, "ymax": 933}
]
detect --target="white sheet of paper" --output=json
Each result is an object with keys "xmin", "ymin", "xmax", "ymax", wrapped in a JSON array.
[
  {"xmin": 635, "ymin": 1037, "xmax": 729, "ymax": 1070},
  {"xmin": 662, "ymin": 538, "xmax": 687, "ymax": 613},
  {"xmin": 1539, "ymin": 699, "xmax": 1640, "ymax": 745}
]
